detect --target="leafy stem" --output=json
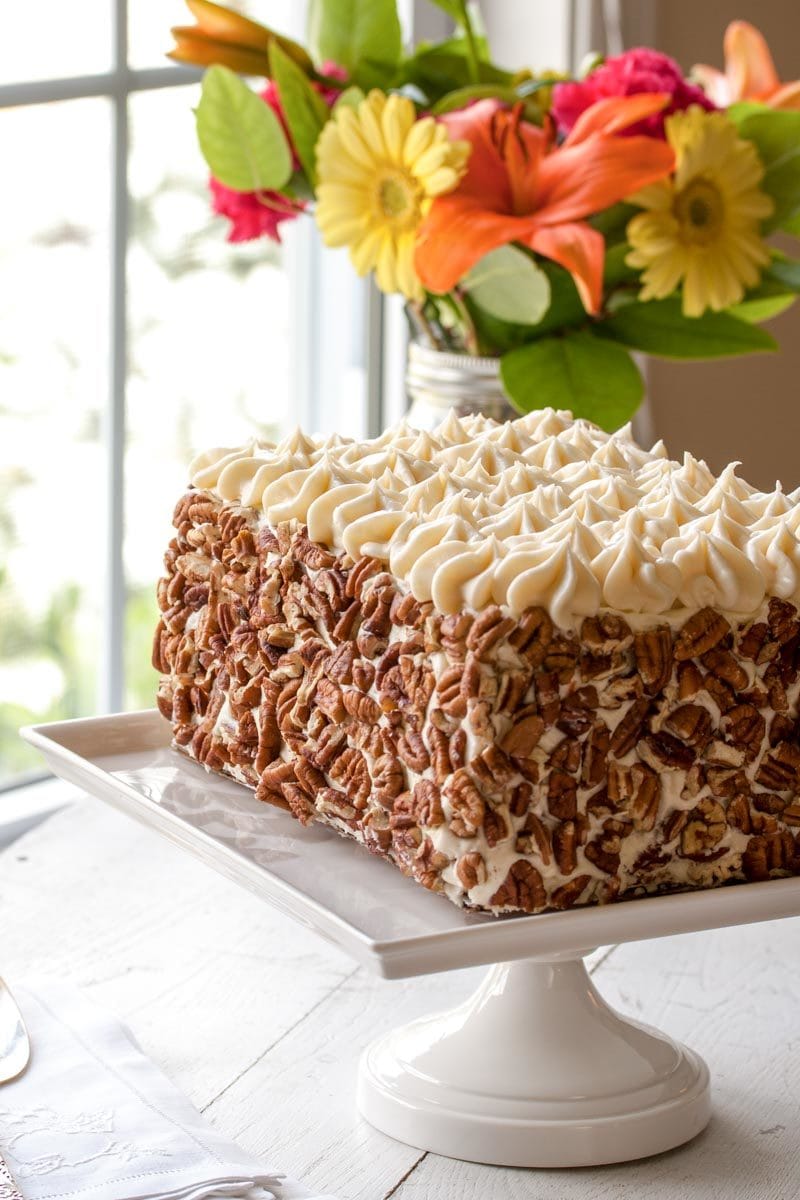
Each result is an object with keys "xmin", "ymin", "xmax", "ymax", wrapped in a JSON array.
[{"xmin": 456, "ymin": 0, "xmax": 480, "ymax": 84}]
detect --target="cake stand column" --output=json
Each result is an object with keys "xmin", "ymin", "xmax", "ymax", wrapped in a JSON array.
[{"xmin": 358, "ymin": 951, "xmax": 710, "ymax": 1168}]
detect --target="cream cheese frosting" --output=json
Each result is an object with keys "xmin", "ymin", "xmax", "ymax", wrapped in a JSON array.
[{"xmin": 188, "ymin": 409, "xmax": 799, "ymax": 626}]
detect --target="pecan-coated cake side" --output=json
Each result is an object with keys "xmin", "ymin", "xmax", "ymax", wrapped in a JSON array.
[{"xmin": 153, "ymin": 488, "xmax": 800, "ymax": 915}]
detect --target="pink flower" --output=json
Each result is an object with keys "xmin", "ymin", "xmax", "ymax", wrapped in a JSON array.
[
  {"xmin": 209, "ymin": 177, "xmax": 300, "ymax": 243},
  {"xmin": 552, "ymin": 48, "xmax": 716, "ymax": 138},
  {"xmin": 210, "ymin": 61, "xmax": 347, "ymax": 244}
]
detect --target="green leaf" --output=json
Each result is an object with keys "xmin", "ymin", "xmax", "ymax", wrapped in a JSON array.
[
  {"xmin": 431, "ymin": 83, "xmax": 519, "ymax": 114},
  {"xmin": 589, "ymin": 202, "xmax": 638, "ymax": 246},
  {"xmin": 196, "ymin": 65, "xmax": 292, "ymax": 192},
  {"xmin": 333, "ymin": 85, "xmax": 365, "ymax": 111},
  {"xmin": 462, "ymin": 246, "xmax": 551, "ymax": 326},
  {"xmin": 729, "ymin": 104, "xmax": 800, "ymax": 232},
  {"xmin": 767, "ymin": 258, "xmax": 800, "ymax": 292},
  {"xmin": 729, "ymin": 290, "xmax": 796, "ymax": 324},
  {"xmin": 598, "ymin": 298, "xmax": 778, "ymax": 358},
  {"xmin": 308, "ymin": 0, "xmax": 401, "ymax": 91},
  {"xmin": 500, "ymin": 331, "xmax": 644, "ymax": 432},
  {"xmin": 603, "ymin": 242, "xmax": 639, "ymax": 289},
  {"xmin": 464, "ymin": 260, "xmax": 587, "ymax": 355},
  {"xmin": 783, "ymin": 211, "xmax": 800, "ymax": 237},
  {"xmin": 269, "ymin": 42, "xmax": 329, "ymax": 187},
  {"xmin": 400, "ymin": 40, "xmax": 513, "ymax": 100}
]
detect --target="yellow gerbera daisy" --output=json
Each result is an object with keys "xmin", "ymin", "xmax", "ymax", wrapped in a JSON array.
[
  {"xmin": 626, "ymin": 106, "xmax": 773, "ymax": 317},
  {"xmin": 314, "ymin": 90, "xmax": 471, "ymax": 301}
]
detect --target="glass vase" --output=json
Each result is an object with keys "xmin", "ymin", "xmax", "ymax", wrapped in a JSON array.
[{"xmin": 405, "ymin": 341, "xmax": 517, "ymax": 431}]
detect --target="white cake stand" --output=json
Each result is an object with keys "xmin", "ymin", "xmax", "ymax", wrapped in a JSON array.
[{"xmin": 23, "ymin": 710, "xmax": 800, "ymax": 1168}]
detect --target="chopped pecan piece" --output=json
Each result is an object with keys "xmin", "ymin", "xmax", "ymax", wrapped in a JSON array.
[
  {"xmin": 680, "ymin": 797, "xmax": 727, "ymax": 858},
  {"xmin": 397, "ymin": 727, "xmax": 431, "ymax": 773},
  {"xmin": 677, "ymin": 661, "xmax": 703, "ymax": 699},
  {"xmin": 701, "ymin": 647, "xmax": 748, "ymax": 691},
  {"xmin": 674, "ymin": 608, "xmax": 731, "ymax": 661},
  {"xmin": 508, "ymin": 607, "xmax": 553, "ymax": 665},
  {"xmin": 414, "ymin": 779, "xmax": 445, "ymax": 828},
  {"xmin": 516, "ymin": 812, "xmax": 552, "ymax": 863},
  {"xmin": 768, "ymin": 597, "xmax": 799, "ymax": 644},
  {"xmin": 456, "ymin": 852, "xmax": 487, "ymax": 890},
  {"xmin": 342, "ymin": 688, "xmax": 380, "ymax": 724},
  {"xmin": 328, "ymin": 746, "xmax": 371, "ymax": 808},
  {"xmin": 484, "ymin": 806, "xmax": 510, "ymax": 848},
  {"xmin": 665, "ymin": 704, "xmax": 712, "ymax": 750},
  {"xmin": 551, "ymin": 875, "xmax": 591, "ymax": 910},
  {"xmin": 547, "ymin": 769, "xmax": 578, "ymax": 820},
  {"xmin": 490, "ymin": 860, "xmax": 546, "ymax": 912},
  {"xmin": 641, "ymin": 731, "xmax": 695, "ymax": 771},
  {"xmin": 436, "ymin": 664, "xmax": 467, "ymax": 718},
  {"xmin": 584, "ymin": 834, "xmax": 621, "ymax": 876},
  {"xmin": 553, "ymin": 821, "xmax": 577, "ymax": 874},
  {"xmin": 581, "ymin": 720, "xmax": 610, "ymax": 787},
  {"xmin": 326, "ymin": 642, "xmax": 356, "ymax": 684},
  {"xmin": 466, "ymin": 606, "xmax": 516, "ymax": 658},
  {"xmin": 738, "ymin": 621, "xmax": 772, "ymax": 663},
  {"xmin": 705, "ymin": 765, "xmax": 747, "ymax": 799},
  {"xmin": 609, "ymin": 698, "xmax": 650, "ymax": 758},
  {"xmin": 755, "ymin": 742, "xmax": 800, "ymax": 791},
  {"xmin": 534, "ymin": 671, "xmax": 561, "ymax": 726},
  {"xmin": 440, "ymin": 612, "xmax": 472, "ymax": 657},
  {"xmin": 742, "ymin": 830, "xmax": 799, "ymax": 880},
  {"xmin": 634, "ymin": 626, "xmax": 673, "ymax": 693},
  {"xmin": 314, "ymin": 677, "xmax": 346, "ymax": 723},
  {"xmin": 282, "ymin": 782, "xmax": 317, "ymax": 825},
  {"xmin": 726, "ymin": 793, "xmax": 752, "ymax": 833},
  {"xmin": 495, "ymin": 670, "xmax": 532, "ymax": 713},
  {"xmin": 500, "ymin": 713, "xmax": 545, "ymax": 758},
  {"xmin": 608, "ymin": 761, "xmax": 660, "ymax": 831},
  {"xmin": 372, "ymin": 754, "xmax": 406, "ymax": 807},
  {"xmin": 753, "ymin": 792, "xmax": 786, "ymax": 816},
  {"xmin": 721, "ymin": 704, "xmax": 765, "ymax": 760},
  {"xmin": 510, "ymin": 781, "xmax": 533, "ymax": 819},
  {"xmin": 399, "ymin": 656, "xmax": 435, "ymax": 712},
  {"xmin": 446, "ymin": 770, "xmax": 486, "ymax": 838},
  {"xmin": 581, "ymin": 613, "xmax": 632, "ymax": 649}
]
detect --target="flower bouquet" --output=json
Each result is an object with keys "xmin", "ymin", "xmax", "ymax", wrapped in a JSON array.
[{"xmin": 169, "ymin": 3, "xmax": 800, "ymax": 429}]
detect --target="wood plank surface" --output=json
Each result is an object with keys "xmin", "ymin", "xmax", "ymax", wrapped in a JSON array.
[{"xmin": 2, "ymin": 797, "xmax": 799, "ymax": 1199}]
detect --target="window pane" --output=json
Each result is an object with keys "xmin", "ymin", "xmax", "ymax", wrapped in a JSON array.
[
  {"xmin": 0, "ymin": 2, "xmax": 111, "ymax": 85},
  {"xmin": 0, "ymin": 99, "xmax": 111, "ymax": 782},
  {"xmin": 129, "ymin": 1, "xmax": 305, "ymax": 70},
  {"xmin": 124, "ymin": 86, "xmax": 294, "ymax": 710}
]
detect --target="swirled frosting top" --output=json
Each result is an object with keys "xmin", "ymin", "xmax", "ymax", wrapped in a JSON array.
[{"xmin": 188, "ymin": 409, "xmax": 800, "ymax": 627}]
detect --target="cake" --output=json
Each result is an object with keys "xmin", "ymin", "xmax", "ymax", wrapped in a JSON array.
[{"xmin": 153, "ymin": 409, "xmax": 800, "ymax": 914}]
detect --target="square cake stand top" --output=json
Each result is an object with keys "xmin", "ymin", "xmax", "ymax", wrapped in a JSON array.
[{"xmin": 21, "ymin": 710, "xmax": 800, "ymax": 979}]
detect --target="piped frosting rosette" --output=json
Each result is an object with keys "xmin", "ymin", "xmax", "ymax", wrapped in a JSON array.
[{"xmin": 188, "ymin": 409, "xmax": 800, "ymax": 627}]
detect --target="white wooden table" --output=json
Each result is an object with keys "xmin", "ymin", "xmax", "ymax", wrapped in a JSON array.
[{"xmin": 2, "ymin": 795, "xmax": 800, "ymax": 1199}]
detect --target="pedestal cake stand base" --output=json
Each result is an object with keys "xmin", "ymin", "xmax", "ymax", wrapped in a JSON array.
[{"xmin": 357, "ymin": 953, "xmax": 711, "ymax": 1168}]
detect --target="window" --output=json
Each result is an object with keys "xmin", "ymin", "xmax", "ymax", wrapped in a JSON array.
[{"xmin": 0, "ymin": 0, "xmax": 380, "ymax": 787}]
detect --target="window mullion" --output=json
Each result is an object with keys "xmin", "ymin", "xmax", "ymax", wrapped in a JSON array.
[
  {"xmin": 0, "ymin": 66, "xmax": 200, "ymax": 110},
  {"xmin": 100, "ymin": 0, "xmax": 129, "ymax": 713}
]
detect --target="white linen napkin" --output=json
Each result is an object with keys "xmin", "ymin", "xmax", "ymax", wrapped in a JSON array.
[{"xmin": 0, "ymin": 979, "xmax": 339, "ymax": 1200}]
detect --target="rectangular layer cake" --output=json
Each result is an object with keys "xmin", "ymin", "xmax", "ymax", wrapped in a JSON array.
[{"xmin": 153, "ymin": 409, "xmax": 800, "ymax": 914}]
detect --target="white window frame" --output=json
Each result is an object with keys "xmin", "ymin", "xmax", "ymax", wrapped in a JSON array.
[
  {"xmin": 0, "ymin": 2, "xmax": 205, "ymax": 719},
  {"xmin": 0, "ymin": 0, "xmax": 388, "ymax": 738}
]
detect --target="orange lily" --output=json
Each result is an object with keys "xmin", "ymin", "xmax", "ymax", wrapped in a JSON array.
[
  {"xmin": 414, "ymin": 93, "xmax": 675, "ymax": 314},
  {"xmin": 693, "ymin": 20, "xmax": 800, "ymax": 110},
  {"xmin": 168, "ymin": 0, "xmax": 313, "ymax": 78}
]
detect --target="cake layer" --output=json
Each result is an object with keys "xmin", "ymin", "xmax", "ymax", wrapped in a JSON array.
[{"xmin": 154, "ymin": 489, "xmax": 800, "ymax": 914}]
